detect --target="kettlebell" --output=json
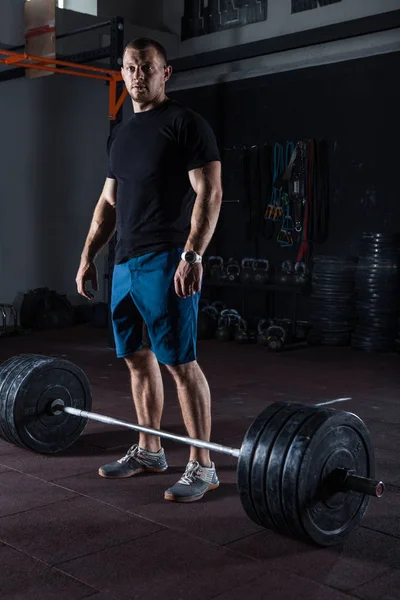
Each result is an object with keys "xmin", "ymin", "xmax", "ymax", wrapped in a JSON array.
[
  {"xmin": 235, "ymin": 318, "xmax": 256, "ymax": 344},
  {"xmin": 294, "ymin": 261, "xmax": 308, "ymax": 286},
  {"xmin": 211, "ymin": 300, "xmax": 226, "ymax": 314},
  {"xmin": 240, "ymin": 258, "xmax": 255, "ymax": 284},
  {"xmin": 253, "ymin": 259, "xmax": 270, "ymax": 285},
  {"xmin": 215, "ymin": 314, "xmax": 232, "ymax": 341},
  {"xmin": 226, "ymin": 258, "xmax": 241, "ymax": 283},
  {"xmin": 219, "ymin": 309, "xmax": 241, "ymax": 341},
  {"xmin": 256, "ymin": 319, "xmax": 270, "ymax": 346},
  {"xmin": 266, "ymin": 324, "xmax": 286, "ymax": 352},
  {"xmin": 207, "ymin": 256, "xmax": 224, "ymax": 282},
  {"xmin": 279, "ymin": 260, "xmax": 294, "ymax": 284}
]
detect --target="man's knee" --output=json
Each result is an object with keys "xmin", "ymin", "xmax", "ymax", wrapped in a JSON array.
[
  {"xmin": 124, "ymin": 347, "xmax": 155, "ymax": 372},
  {"xmin": 166, "ymin": 360, "xmax": 199, "ymax": 383}
]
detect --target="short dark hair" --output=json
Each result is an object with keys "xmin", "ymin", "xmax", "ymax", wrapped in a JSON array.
[{"xmin": 123, "ymin": 38, "xmax": 168, "ymax": 66}]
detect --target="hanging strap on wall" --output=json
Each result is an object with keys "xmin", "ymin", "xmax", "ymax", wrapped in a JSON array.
[
  {"xmin": 265, "ymin": 143, "xmax": 284, "ymax": 221},
  {"xmin": 296, "ymin": 139, "xmax": 314, "ymax": 264},
  {"xmin": 277, "ymin": 141, "xmax": 295, "ymax": 247}
]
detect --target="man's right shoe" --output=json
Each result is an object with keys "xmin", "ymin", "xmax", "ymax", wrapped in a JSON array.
[{"xmin": 98, "ymin": 444, "xmax": 168, "ymax": 478}]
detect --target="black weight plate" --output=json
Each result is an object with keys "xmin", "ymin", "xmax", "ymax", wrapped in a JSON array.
[
  {"xmin": 354, "ymin": 323, "xmax": 396, "ymax": 332},
  {"xmin": 352, "ymin": 340, "xmax": 394, "ymax": 352},
  {"xmin": 312, "ymin": 283, "xmax": 355, "ymax": 290},
  {"xmin": 357, "ymin": 263, "xmax": 398, "ymax": 271},
  {"xmin": 359, "ymin": 249, "xmax": 399, "ymax": 258},
  {"xmin": 311, "ymin": 326, "xmax": 353, "ymax": 335},
  {"xmin": 320, "ymin": 336, "xmax": 351, "ymax": 346},
  {"xmin": 356, "ymin": 303, "xmax": 398, "ymax": 313},
  {"xmin": 285, "ymin": 408, "xmax": 374, "ymax": 546},
  {"xmin": 355, "ymin": 283, "xmax": 399, "ymax": 293},
  {"xmin": 237, "ymin": 402, "xmax": 294, "ymax": 528},
  {"xmin": 361, "ymin": 231, "xmax": 398, "ymax": 239},
  {"xmin": 312, "ymin": 273, "xmax": 356, "ymax": 280},
  {"xmin": 356, "ymin": 320, "xmax": 398, "ymax": 330},
  {"xmin": 312, "ymin": 285, "xmax": 355, "ymax": 292},
  {"xmin": 0, "ymin": 354, "xmax": 45, "ymax": 446},
  {"xmin": 311, "ymin": 317, "xmax": 354, "ymax": 326},
  {"xmin": 311, "ymin": 308, "xmax": 355, "ymax": 316},
  {"xmin": 312, "ymin": 281, "xmax": 355, "ymax": 287},
  {"xmin": 352, "ymin": 332, "xmax": 395, "ymax": 343},
  {"xmin": 4, "ymin": 354, "xmax": 92, "ymax": 453},
  {"xmin": 357, "ymin": 291, "xmax": 398, "ymax": 301},
  {"xmin": 313, "ymin": 255, "xmax": 357, "ymax": 264},
  {"xmin": 259, "ymin": 405, "xmax": 318, "ymax": 538},
  {"xmin": 311, "ymin": 307, "xmax": 355, "ymax": 316},
  {"xmin": 250, "ymin": 403, "xmax": 307, "ymax": 535},
  {"xmin": 311, "ymin": 294, "xmax": 355, "ymax": 302}
]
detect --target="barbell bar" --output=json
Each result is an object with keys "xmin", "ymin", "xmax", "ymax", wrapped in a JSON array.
[
  {"xmin": 56, "ymin": 402, "xmax": 241, "ymax": 458},
  {"xmin": 0, "ymin": 353, "xmax": 385, "ymax": 547}
]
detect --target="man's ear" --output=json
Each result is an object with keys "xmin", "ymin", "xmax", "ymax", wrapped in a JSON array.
[{"xmin": 165, "ymin": 65, "xmax": 173, "ymax": 82}]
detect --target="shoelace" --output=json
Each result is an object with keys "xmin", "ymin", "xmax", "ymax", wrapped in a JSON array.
[
  {"xmin": 118, "ymin": 443, "xmax": 140, "ymax": 464},
  {"xmin": 178, "ymin": 460, "xmax": 202, "ymax": 485}
]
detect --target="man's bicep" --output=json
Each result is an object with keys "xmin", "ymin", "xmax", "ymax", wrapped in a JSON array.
[
  {"xmin": 188, "ymin": 161, "xmax": 222, "ymax": 195},
  {"xmin": 102, "ymin": 177, "xmax": 117, "ymax": 207}
]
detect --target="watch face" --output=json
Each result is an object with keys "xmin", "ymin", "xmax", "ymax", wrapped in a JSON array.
[{"xmin": 185, "ymin": 251, "xmax": 196, "ymax": 263}]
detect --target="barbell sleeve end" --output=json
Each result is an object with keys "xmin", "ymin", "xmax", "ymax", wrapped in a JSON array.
[{"xmin": 340, "ymin": 470, "xmax": 385, "ymax": 498}]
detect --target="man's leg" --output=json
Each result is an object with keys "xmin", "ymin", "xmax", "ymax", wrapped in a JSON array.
[
  {"xmin": 165, "ymin": 360, "xmax": 212, "ymax": 467},
  {"xmin": 124, "ymin": 347, "xmax": 164, "ymax": 453}
]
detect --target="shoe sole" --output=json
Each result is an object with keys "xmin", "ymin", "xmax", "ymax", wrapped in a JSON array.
[
  {"xmin": 164, "ymin": 482, "xmax": 219, "ymax": 503},
  {"xmin": 98, "ymin": 466, "xmax": 168, "ymax": 479}
]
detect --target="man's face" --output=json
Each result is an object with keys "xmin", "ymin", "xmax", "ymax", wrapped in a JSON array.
[{"xmin": 121, "ymin": 47, "xmax": 171, "ymax": 105}]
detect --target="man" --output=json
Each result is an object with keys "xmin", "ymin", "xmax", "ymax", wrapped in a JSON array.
[{"xmin": 75, "ymin": 37, "xmax": 222, "ymax": 503}]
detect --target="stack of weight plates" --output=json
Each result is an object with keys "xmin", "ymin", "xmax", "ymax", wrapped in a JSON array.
[
  {"xmin": 351, "ymin": 232, "xmax": 400, "ymax": 352},
  {"xmin": 308, "ymin": 255, "xmax": 357, "ymax": 346}
]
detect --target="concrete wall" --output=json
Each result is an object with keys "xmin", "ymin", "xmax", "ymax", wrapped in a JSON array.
[
  {"xmin": 0, "ymin": 73, "xmax": 110, "ymax": 308},
  {"xmin": 0, "ymin": 0, "xmax": 26, "ymax": 46}
]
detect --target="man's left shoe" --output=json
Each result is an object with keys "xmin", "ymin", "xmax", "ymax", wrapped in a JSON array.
[{"xmin": 164, "ymin": 460, "xmax": 219, "ymax": 503}]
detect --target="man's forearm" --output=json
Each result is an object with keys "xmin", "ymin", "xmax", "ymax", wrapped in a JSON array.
[
  {"xmin": 185, "ymin": 189, "xmax": 222, "ymax": 255},
  {"xmin": 81, "ymin": 199, "xmax": 116, "ymax": 263}
]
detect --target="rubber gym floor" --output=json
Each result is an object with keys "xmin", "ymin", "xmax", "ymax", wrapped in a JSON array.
[{"xmin": 0, "ymin": 325, "xmax": 399, "ymax": 600}]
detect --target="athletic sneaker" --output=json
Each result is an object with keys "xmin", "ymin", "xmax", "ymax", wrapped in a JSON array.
[
  {"xmin": 98, "ymin": 444, "xmax": 168, "ymax": 478},
  {"xmin": 164, "ymin": 460, "xmax": 219, "ymax": 502}
]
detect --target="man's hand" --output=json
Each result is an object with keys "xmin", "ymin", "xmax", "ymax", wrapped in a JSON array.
[
  {"xmin": 76, "ymin": 261, "xmax": 98, "ymax": 300},
  {"xmin": 174, "ymin": 261, "xmax": 203, "ymax": 298}
]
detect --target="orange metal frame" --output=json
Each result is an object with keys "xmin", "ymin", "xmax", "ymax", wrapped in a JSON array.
[{"xmin": 0, "ymin": 48, "xmax": 128, "ymax": 119}]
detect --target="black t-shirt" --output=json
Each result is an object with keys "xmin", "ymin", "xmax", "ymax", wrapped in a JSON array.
[{"xmin": 107, "ymin": 99, "xmax": 220, "ymax": 264}]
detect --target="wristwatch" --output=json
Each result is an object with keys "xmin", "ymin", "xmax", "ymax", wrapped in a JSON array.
[{"xmin": 181, "ymin": 250, "xmax": 202, "ymax": 264}]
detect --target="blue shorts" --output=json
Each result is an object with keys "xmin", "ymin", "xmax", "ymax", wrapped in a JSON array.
[{"xmin": 110, "ymin": 248, "xmax": 200, "ymax": 366}]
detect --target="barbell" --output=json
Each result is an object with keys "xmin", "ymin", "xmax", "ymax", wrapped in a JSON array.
[{"xmin": 0, "ymin": 354, "xmax": 384, "ymax": 547}]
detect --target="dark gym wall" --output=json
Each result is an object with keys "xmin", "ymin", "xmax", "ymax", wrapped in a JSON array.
[
  {"xmin": 170, "ymin": 51, "xmax": 400, "ymax": 266},
  {"xmin": 0, "ymin": 73, "xmax": 110, "ymax": 307}
]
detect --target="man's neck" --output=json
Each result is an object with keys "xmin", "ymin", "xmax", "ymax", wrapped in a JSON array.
[{"xmin": 132, "ymin": 93, "xmax": 168, "ymax": 114}]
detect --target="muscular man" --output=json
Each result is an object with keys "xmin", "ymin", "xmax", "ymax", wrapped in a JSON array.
[{"xmin": 76, "ymin": 38, "xmax": 222, "ymax": 503}]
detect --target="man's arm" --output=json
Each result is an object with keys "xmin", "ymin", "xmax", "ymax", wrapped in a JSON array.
[
  {"xmin": 80, "ymin": 177, "xmax": 117, "ymax": 262},
  {"xmin": 76, "ymin": 177, "xmax": 117, "ymax": 299},
  {"xmin": 174, "ymin": 161, "xmax": 222, "ymax": 299},
  {"xmin": 185, "ymin": 160, "xmax": 223, "ymax": 255}
]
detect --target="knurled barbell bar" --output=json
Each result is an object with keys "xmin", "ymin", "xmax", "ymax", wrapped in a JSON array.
[{"xmin": 0, "ymin": 354, "xmax": 384, "ymax": 547}]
